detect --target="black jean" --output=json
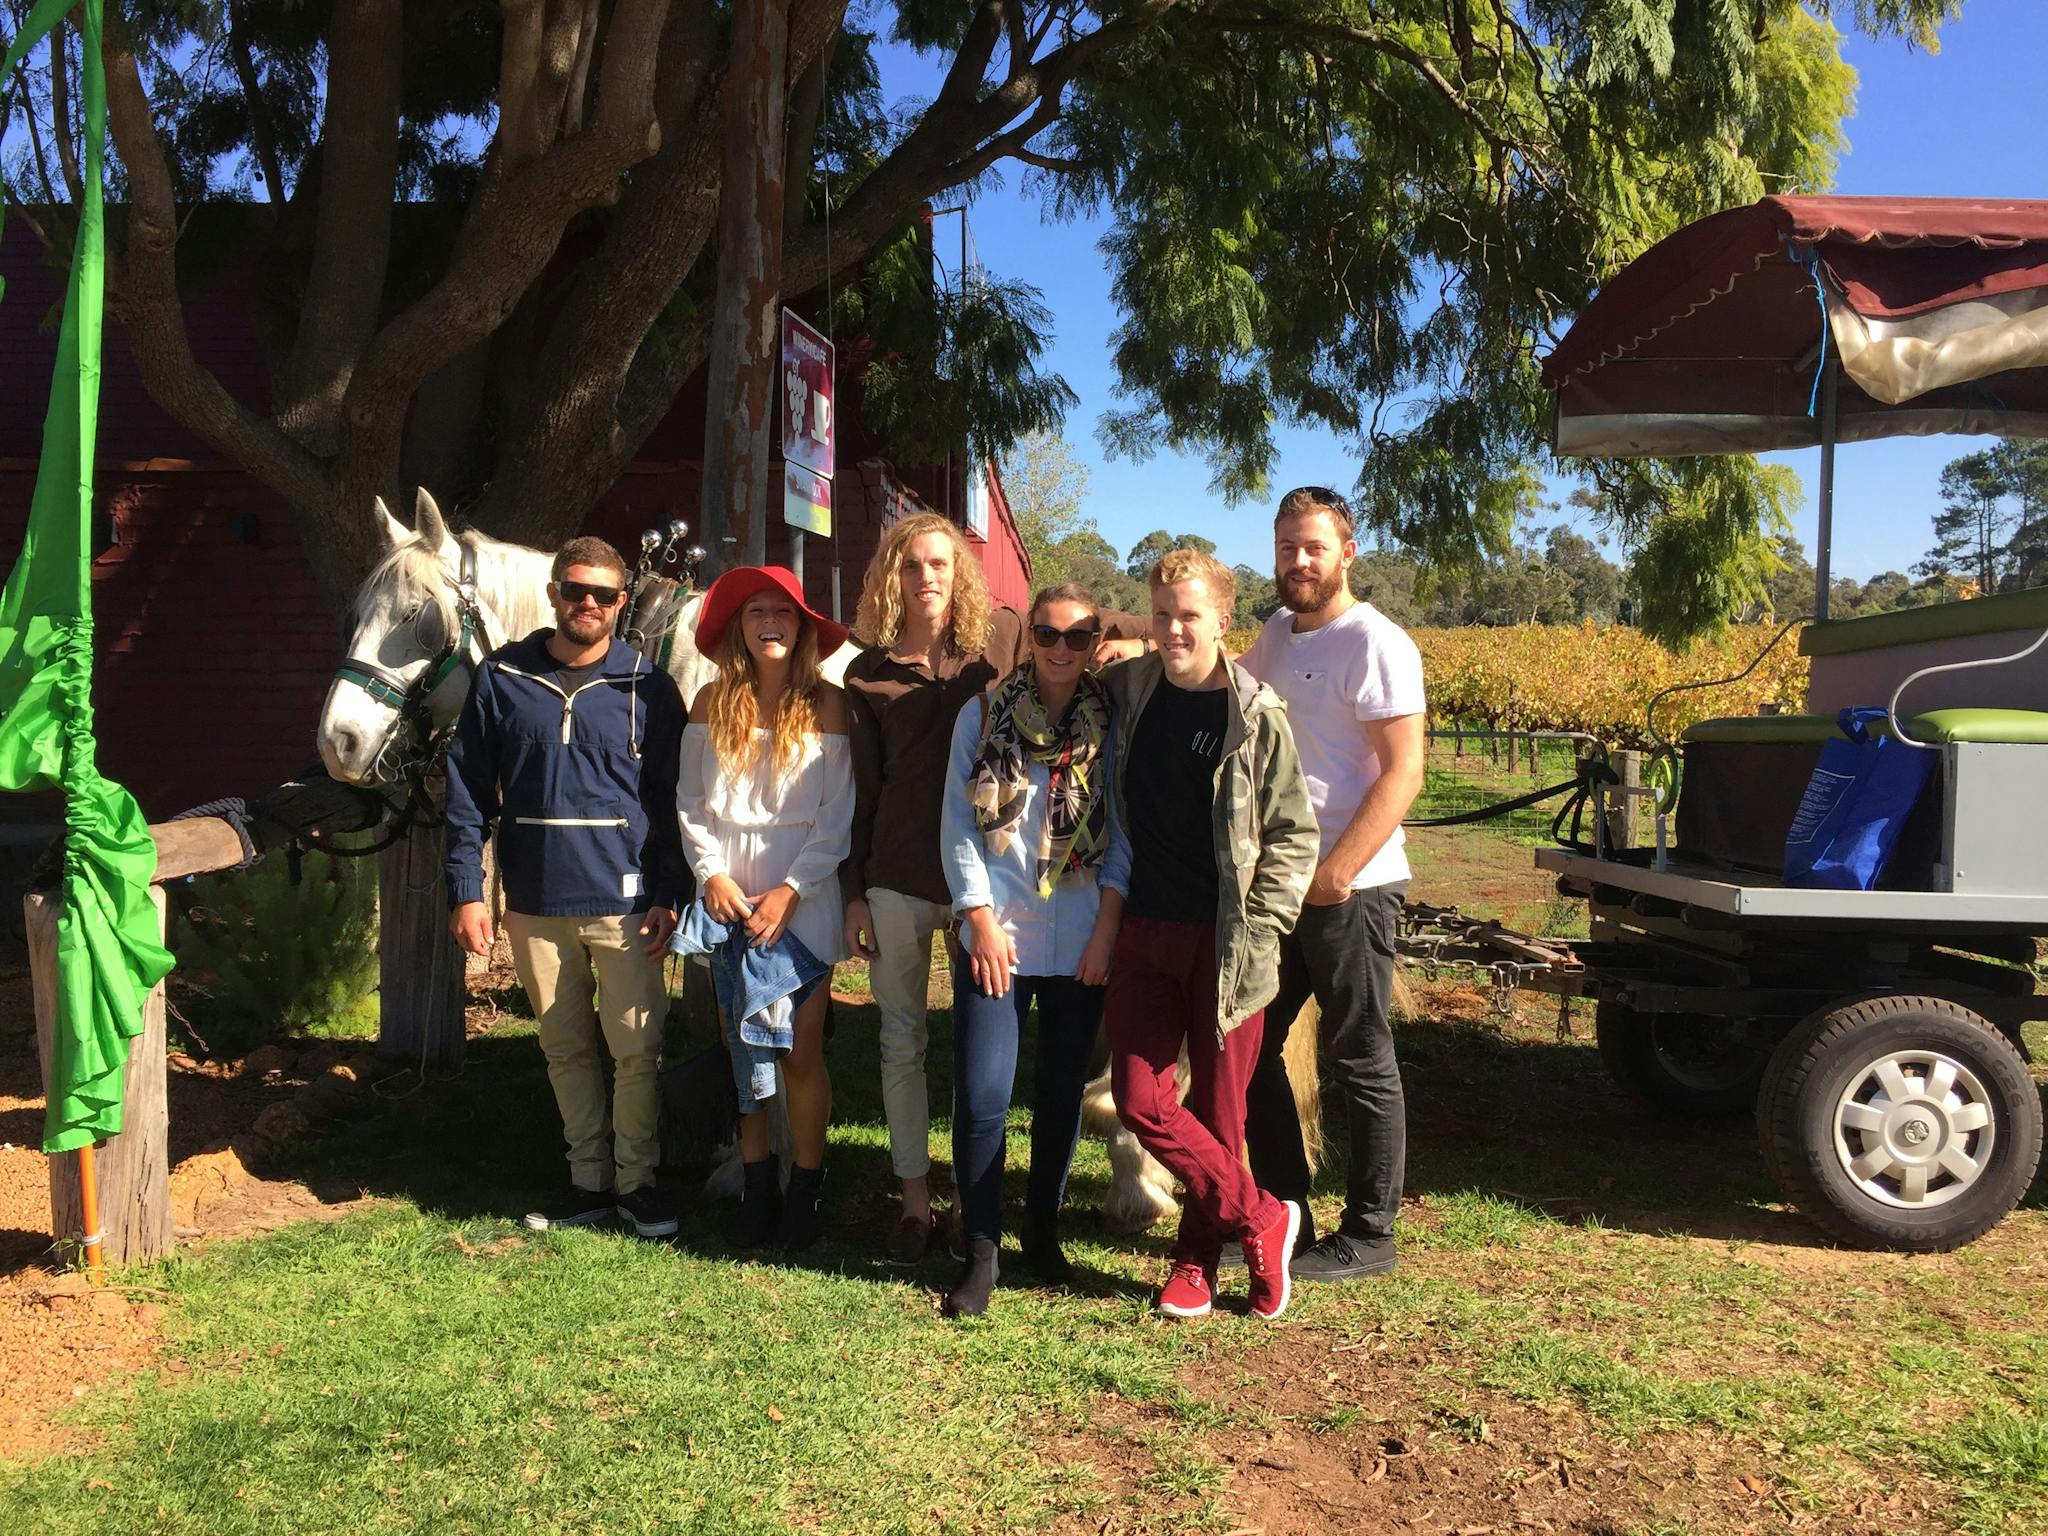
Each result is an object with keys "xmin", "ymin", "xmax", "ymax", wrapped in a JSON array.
[
  {"xmin": 1244, "ymin": 883, "xmax": 1407, "ymax": 1240},
  {"xmin": 950, "ymin": 962, "xmax": 1106, "ymax": 1244}
]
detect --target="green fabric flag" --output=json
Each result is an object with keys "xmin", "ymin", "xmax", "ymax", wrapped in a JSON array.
[{"xmin": 0, "ymin": 0, "xmax": 176, "ymax": 1154}]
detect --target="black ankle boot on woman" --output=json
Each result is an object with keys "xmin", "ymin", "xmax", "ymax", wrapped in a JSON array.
[
  {"xmin": 779, "ymin": 1165, "xmax": 826, "ymax": 1251},
  {"xmin": 943, "ymin": 1238, "xmax": 1000, "ymax": 1318},
  {"xmin": 735, "ymin": 1158, "xmax": 781, "ymax": 1247}
]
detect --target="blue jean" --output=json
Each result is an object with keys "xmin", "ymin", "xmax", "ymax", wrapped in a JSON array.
[{"xmin": 950, "ymin": 961, "xmax": 1106, "ymax": 1245}]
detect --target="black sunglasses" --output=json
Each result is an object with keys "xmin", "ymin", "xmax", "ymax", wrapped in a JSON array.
[
  {"xmin": 1030, "ymin": 623, "xmax": 1100, "ymax": 653},
  {"xmin": 558, "ymin": 579, "xmax": 625, "ymax": 607},
  {"xmin": 1286, "ymin": 485, "xmax": 1354, "ymax": 521}
]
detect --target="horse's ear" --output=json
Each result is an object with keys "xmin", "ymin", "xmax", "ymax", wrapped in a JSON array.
[
  {"xmin": 375, "ymin": 496, "xmax": 410, "ymax": 550},
  {"xmin": 413, "ymin": 487, "xmax": 452, "ymax": 551}
]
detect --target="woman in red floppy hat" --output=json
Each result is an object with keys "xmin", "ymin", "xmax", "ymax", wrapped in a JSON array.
[{"xmin": 677, "ymin": 565, "xmax": 853, "ymax": 1250}]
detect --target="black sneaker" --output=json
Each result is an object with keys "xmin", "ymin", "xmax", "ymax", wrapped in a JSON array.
[
  {"xmin": 523, "ymin": 1184, "xmax": 616, "ymax": 1231},
  {"xmin": 1290, "ymin": 1231, "xmax": 1396, "ymax": 1283},
  {"xmin": 616, "ymin": 1186, "xmax": 680, "ymax": 1239}
]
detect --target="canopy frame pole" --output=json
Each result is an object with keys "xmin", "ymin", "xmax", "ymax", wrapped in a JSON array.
[{"xmin": 1814, "ymin": 361, "xmax": 1838, "ymax": 623}]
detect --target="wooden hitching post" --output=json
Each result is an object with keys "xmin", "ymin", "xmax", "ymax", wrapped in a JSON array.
[{"xmin": 26, "ymin": 886, "xmax": 172, "ymax": 1266}]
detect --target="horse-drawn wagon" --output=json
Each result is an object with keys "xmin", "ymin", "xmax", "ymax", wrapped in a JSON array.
[{"xmin": 1405, "ymin": 196, "xmax": 2048, "ymax": 1253}]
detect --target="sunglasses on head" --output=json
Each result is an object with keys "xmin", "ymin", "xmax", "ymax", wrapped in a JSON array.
[
  {"xmin": 558, "ymin": 579, "xmax": 625, "ymax": 607},
  {"xmin": 1030, "ymin": 623, "xmax": 1100, "ymax": 653},
  {"xmin": 1287, "ymin": 485, "xmax": 1354, "ymax": 521}
]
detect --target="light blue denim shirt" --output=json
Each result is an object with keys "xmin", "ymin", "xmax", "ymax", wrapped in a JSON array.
[{"xmin": 941, "ymin": 694, "xmax": 1133, "ymax": 979}]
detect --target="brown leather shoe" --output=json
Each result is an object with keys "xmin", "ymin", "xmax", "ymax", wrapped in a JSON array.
[{"xmin": 886, "ymin": 1212, "xmax": 932, "ymax": 1266}]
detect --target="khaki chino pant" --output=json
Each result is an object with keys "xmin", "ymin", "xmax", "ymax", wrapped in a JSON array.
[
  {"xmin": 505, "ymin": 911, "xmax": 669, "ymax": 1196},
  {"xmin": 866, "ymin": 886, "xmax": 954, "ymax": 1181}
]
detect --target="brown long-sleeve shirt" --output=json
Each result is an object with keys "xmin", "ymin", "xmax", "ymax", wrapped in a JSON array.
[{"xmin": 842, "ymin": 605, "xmax": 1144, "ymax": 906}]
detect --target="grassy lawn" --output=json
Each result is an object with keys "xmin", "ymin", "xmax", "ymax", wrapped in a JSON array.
[{"xmin": 4, "ymin": 792, "xmax": 2046, "ymax": 1533}]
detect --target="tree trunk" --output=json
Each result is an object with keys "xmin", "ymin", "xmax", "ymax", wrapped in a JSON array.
[
  {"xmin": 378, "ymin": 823, "xmax": 467, "ymax": 1073},
  {"xmin": 27, "ymin": 888, "xmax": 173, "ymax": 1267},
  {"xmin": 698, "ymin": 0, "xmax": 789, "ymax": 571}
]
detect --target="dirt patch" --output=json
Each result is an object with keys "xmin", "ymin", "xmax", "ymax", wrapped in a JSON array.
[
  {"xmin": 0, "ymin": 962, "xmax": 378, "ymax": 1458},
  {"xmin": 1051, "ymin": 1326, "xmax": 1956, "ymax": 1535}
]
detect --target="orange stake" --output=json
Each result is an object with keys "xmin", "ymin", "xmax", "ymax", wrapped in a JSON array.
[{"xmin": 76, "ymin": 1141, "xmax": 105, "ymax": 1281}]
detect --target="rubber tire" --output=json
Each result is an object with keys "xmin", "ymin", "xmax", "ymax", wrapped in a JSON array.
[
  {"xmin": 1757, "ymin": 995, "xmax": 2043, "ymax": 1253},
  {"xmin": 1595, "ymin": 1002, "xmax": 1769, "ymax": 1121}
]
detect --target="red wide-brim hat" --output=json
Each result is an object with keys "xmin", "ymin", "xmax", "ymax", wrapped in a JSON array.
[{"xmin": 694, "ymin": 564, "xmax": 850, "ymax": 657}]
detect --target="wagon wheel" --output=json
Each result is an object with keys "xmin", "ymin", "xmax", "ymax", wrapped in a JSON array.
[
  {"xmin": 1757, "ymin": 995, "xmax": 2043, "ymax": 1252},
  {"xmin": 1642, "ymin": 743, "xmax": 1681, "ymax": 818},
  {"xmin": 1595, "ymin": 1003, "xmax": 1770, "ymax": 1121}
]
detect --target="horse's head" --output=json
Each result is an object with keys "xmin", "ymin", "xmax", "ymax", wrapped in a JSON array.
[{"xmin": 317, "ymin": 489, "xmax": 492, "ymax": 786}]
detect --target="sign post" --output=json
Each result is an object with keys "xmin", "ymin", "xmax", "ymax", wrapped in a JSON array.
[{"xmin": 780, "ymin": 310, "xmax": 835, "ymax": 587}]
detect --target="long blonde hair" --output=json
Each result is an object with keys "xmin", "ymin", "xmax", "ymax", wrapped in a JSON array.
[
  {"xmin": 854, "ymin": 512, "xmax": 993, "ymax": 656},
  {"xmin": 705, "ymin": 612, "xmax": 825, "ymax": 782}
]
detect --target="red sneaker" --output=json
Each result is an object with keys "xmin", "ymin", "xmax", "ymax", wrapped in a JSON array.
[
  {"xmin": 1155, "ymin": 1262, "xmax": 1214, "ymax": 1319},
  {"xmin": 1243, "ymin": 1200, "xmax": 1302, "ymax": 1320}
]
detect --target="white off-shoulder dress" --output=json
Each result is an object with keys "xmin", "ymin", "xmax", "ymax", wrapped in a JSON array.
[{"xmin": 676, "ymin": 724, "xmax": 854, "ymax": 967}]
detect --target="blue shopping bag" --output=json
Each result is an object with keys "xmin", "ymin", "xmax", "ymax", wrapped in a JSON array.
[{"xmin": 1782, "ymin": 707, "xmax": 1937, "ymax": 890}]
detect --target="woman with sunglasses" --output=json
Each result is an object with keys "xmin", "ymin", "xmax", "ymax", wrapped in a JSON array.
[
  {"xmin": 936, "ymin": 582, "xmax": 1133, "ymax": 1316},
  {"xmin": 677, "ymin": 566, "xmax": 854, "ymax": 1250}
]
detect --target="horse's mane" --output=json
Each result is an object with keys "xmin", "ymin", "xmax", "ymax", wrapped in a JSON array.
[{"xmin": 360, "ymin": 529, "xmax": 554, "ymax": 649}]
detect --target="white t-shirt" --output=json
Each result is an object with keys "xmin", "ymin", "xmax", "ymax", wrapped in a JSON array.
[{"xmin": 1239, "ymin": 600, "xmax": 1426, "ymax": 889}]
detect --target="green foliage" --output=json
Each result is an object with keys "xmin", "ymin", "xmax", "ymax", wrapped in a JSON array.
[
  {"xmin": 1123, "ymin": 528, "xmax": 1217, "ymax": 582},
  {"xmin": 1918, "ymin": 442, "xmax": 2048, "ymax": 594},
  {"xmin": 170, "ymin": 849, "xmax": 379, "ymax": 1056}
]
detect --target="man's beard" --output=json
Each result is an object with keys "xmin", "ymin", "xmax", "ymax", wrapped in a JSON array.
[
  {"xmin": 559, "ymin": 610, "xmax": 611, "ymax": 643},
  {"xmin": 1280, "ymin": 569, "xmax": 1344, "ymax": 613}
]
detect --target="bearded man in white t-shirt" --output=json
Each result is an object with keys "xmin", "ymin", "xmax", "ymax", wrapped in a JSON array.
[{"xmin": 1237, "ymin": 486, "xmax": 1426, "ymax": 1282}]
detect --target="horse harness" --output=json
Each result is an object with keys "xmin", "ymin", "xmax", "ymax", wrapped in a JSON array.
[{"xmin": 325, "ymin": 541, "xmax": 498, "ymax": 851}]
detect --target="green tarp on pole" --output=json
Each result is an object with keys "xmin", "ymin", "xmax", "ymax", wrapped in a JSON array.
[{"xmin": 0, "ymin": 0, "xmax": 176, "ymax": 1153}]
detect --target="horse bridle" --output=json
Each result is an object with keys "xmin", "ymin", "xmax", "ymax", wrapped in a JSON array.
[{"xmin": 329, "ymin": 541, "xmax": 497, "ymax": 829}]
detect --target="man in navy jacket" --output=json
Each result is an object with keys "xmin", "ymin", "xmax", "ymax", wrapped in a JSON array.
[{"xmin": 445, "ymin": 536, "xmax": 687, "ymax": 1237}]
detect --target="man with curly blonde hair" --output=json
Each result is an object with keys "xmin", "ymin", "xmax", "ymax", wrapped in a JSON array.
[{"xmin": 842, "ymin": 511, "xmax": 1143, "ymax": 1261}]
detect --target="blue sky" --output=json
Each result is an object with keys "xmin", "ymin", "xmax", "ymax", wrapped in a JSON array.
[{"xmin": 874, "ymin": 0, "xmax": 2048, "ymax": 581}]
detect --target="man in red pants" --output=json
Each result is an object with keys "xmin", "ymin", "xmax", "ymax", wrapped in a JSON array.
[{"xmin": 1101, "ymin": 548, "xmax": 1319, "ymax": 1319}]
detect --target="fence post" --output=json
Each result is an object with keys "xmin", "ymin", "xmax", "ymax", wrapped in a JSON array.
[
  {"xmin": 1528, "ymin": 732, "xmax": 1541, "ymax": 780},
  {"xmin": 378, "ymin": 823, "xmax": 468, "ymax": 1074},
  {"xmin": 27, "ymin": 887, "xmax": 173, "ymax": 1267},
  {"xmin": 1613, "ymin": 749, "xmax": 1643, "ymax": 850}
]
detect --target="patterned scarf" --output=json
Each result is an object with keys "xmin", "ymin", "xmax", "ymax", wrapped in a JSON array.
[{"xmin": 968, "ymin": 661, "xmax": 1112, "ymax": 898}]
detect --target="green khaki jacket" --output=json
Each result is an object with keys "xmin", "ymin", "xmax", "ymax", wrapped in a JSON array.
[{"xmin": 1102, "ymin": 653, "xmax": 1320, "ymax": 1038}]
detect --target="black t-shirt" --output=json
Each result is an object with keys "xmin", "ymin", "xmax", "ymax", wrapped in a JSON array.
[
  {"xmin": 1124, "ymin": 679, "xmax": 1229, "ymax": 923},
  {"xmin": 553, "ymin": 658, "xmax": 605, "ymax": 695}
]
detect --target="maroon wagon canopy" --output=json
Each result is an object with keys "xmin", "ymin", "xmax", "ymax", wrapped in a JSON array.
[{"xmin": 1542, "ymin": 196, "xmax": 2048, "ymax": 457}]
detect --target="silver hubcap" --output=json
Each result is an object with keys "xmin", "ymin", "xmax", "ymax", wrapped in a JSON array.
[{"xmin": 1832, "ymin": 1050, "xmax": 1996, "ymax": 1209}]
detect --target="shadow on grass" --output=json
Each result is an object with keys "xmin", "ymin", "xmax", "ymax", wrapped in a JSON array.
[
  {"xmin": 292, "ymin": 971, "xmax": 2044, "ymax": 1272},
  {"xmin": 297, "ymin": 991, "xmax": 1172, "ymax": 1303}
]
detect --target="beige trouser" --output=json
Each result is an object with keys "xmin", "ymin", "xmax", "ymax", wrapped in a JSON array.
[
  {"xmin": 866, "ymin": 887, "xmax": 953, "ymax": 1180},
  {"xmin": 505, "ymin": 911, "xmax": 669, "ymax": 1196}
]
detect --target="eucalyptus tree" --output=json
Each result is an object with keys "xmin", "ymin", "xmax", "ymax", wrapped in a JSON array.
[{"xmin": 5, "ymin": 0, "xmax": 1958, "ymax": 637}]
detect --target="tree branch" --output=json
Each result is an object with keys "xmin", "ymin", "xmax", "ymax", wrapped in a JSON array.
[
  {"xmin": 782, "ymin": 30, "xmax": 836, "ymax": 238},
  {"xmin": 227, "ymin": 3, "xmax": 287, "ymax": 207},
  {"xmin": 46, "ymin": 20, "xmax": 85, "ymax": 206},
  {"xmin": 100, "ymin": 28, "xmax": 330, "ymax": 518},
  {"xmin": 274, "ymin": 0, "xmax": 404, "ymax": 454}
]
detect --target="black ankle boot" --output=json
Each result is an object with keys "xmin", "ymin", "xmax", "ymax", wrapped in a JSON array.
[
  {"xmin": 779, "ymin": 1164, "xmax": 826, "ymax": 1251},
  {"xmin": 943, "ymin": 1239, "xmax": 1000, "ymax": 1318},
  {"xmin": 734, "ymin": 1158, "xmax": 781, "ymax": 1247},
  {"xmin": 1018, "ymin": 1214, "xmax": 1072, "ymax": 1284}
]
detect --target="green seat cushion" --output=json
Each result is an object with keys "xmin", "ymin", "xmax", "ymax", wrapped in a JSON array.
[
  {"xmin": 1800, "ymin": 587, "xmax": 2048, "ymax": 657},
  {"xmin": 1683, "ymin": 708, "xmax": 2048, "ymax": 746},
  {"xmin": 1907, "ymin": 708, "xmax": 2048, "ymax": 745}
]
